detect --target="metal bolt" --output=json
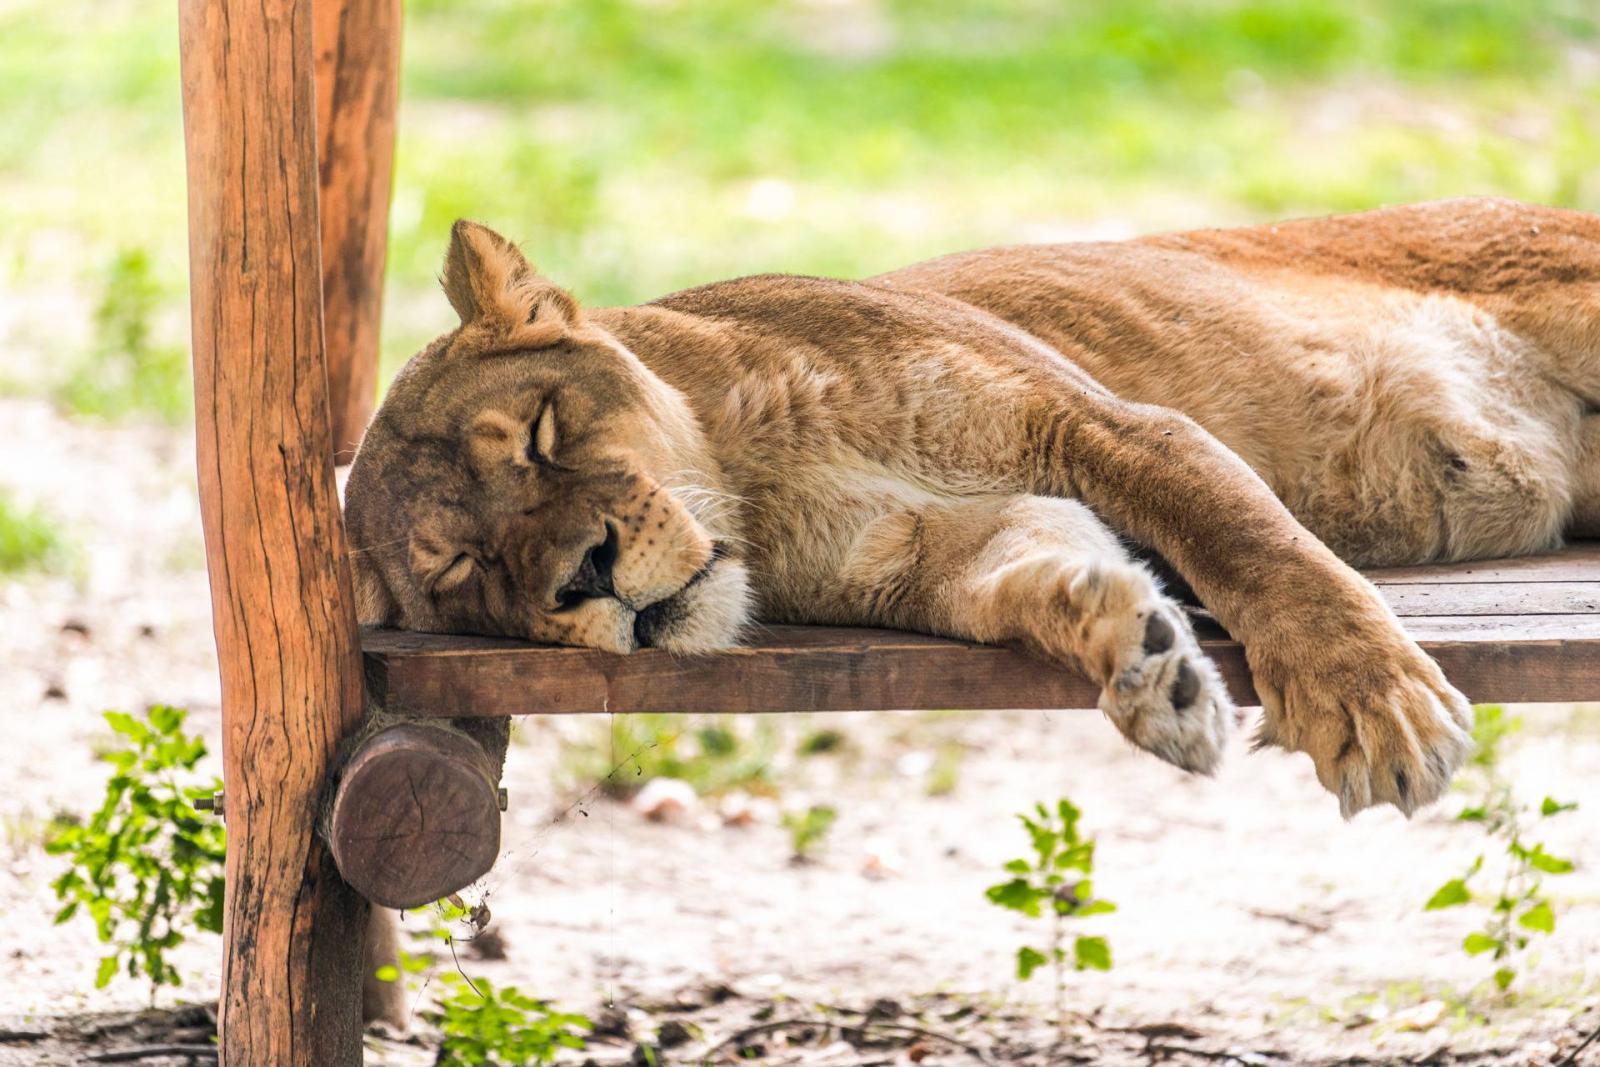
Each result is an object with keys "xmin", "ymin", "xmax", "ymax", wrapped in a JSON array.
[
  {"xmin": 195, "ymin": 791, "xmax": 225, "ymax": 819},
  {"xmin": 496, "ymin": 787, "xmax": 508, "ymax": 812}
]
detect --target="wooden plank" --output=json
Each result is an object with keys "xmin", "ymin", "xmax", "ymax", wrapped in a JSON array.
[
  {"xmin": 179, "ymin": 0, "xmax": 368, "ymax": 1062},
  {"xmin": 363, "ymin": 613, "xmax": 1600, "ymax": 717},
  {"xmin": 315, "ymin": 0, "xmax": 401, "ymax": 464},
  {"xmin": 363, "ymin": 625, "xmax": 1106, "ymax": 716},
  {"xmin": 1377, "ymin": 582, "xmax": 1600, "ymax": 616},
  {"xmin": 363, "ymin": 545, "xmax": 1600, "ymax": 721},
  {"xmin": 1367, "ymin": 541, "xmax": 1600, "ymax": 584},
  {"xmin": 1387, "ymin": 614, "xmax": 1600, "ymax": 641},
  {"xmin": 1417, "ymin": 630, "xmax": 1600, "ymax": 704}
]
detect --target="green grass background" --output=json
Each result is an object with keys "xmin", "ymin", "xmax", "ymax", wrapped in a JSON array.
[{"xmin": 1, "ymin": 0, "xmax": 1597, "ymax": 417}]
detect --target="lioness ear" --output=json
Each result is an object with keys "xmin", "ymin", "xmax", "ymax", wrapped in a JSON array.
[{"xmin": 440, "ymin": 220, "xmax": 579, "ymax": 344}]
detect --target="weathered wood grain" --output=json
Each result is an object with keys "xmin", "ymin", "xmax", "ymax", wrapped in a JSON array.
[
  {"xmin": 329, "ymin": 723, "xmax": 502, "ymax": 909},
  {"xmin": 179, "ymin": 0, "xmax": 368, "ymax": 1061},
  {"xmin": 363, "ymin": 543, "xmax": 1600, "ymax": 717},
  {"xmin": 1377, "ymin": 581, "xmax": 1600, "ymax": 616},
  {"xmin": 315, "ymin": 0, "xmax": 401, "ymax": 464},
  {"xmin": 1365, "ymin": 541, "xmax": 1600, "ymax": 584}
]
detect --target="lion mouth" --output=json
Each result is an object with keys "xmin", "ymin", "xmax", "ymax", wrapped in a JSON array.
[
  {"xmin": 689, "ymin": 540, "xmax": 729, "ymax": 585},
  {"xmin": 631, "ymin": 541, "xmax": 729, "ymax": 649}
]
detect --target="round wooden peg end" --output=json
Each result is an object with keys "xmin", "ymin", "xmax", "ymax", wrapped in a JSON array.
[{"xmin": 328, "ymin": 723, "xmax": 502, "ymax": 909}]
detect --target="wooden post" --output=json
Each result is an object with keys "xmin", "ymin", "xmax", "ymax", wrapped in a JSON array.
[
  {"xmin": 179, "ymin": 0, "xmax": 368, "ymax": 1062},
  {"xmin": 314, "ymin": 0, "xmax": 401, "ymax": 464}
]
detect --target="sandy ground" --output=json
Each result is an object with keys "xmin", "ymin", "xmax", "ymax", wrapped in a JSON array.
[{"xmin": 0, "ymin": 396, "xmax": 1597, "ymax": 1065}]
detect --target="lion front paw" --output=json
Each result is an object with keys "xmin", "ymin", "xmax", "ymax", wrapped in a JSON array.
[
  {"xmin": 1073, "ymin": 567, "xmax": 1235, "ymax": 776},
  {"xmin": 1252, "ymin": 641, "xmax": 1472, "ymax": 818}
]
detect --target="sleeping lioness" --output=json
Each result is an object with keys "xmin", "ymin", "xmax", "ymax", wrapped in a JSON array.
[{"xmin": 345, "ymin": 197, "xmax": 1599, "ymax": 823}]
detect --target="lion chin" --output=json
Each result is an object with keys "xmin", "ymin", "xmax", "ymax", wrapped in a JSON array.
[{"xmin": 630, "ymin": 556, "xmax": 753, "ymax": 653}]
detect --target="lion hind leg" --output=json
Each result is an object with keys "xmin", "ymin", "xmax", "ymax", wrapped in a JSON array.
[{"xmin": 1570, "ymin": 413, "xmax": 1600, "ymax": 537}]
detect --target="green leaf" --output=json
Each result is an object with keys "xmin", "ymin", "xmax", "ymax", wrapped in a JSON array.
[
  {"xmin": 1493, "ymin": 967, "xmax": 1516, "ymax": 991},
  {"xmin": 1016, "ymin": 946, "xmax": 1048, "ymax": 981},
  {"xmin": 95, "ymin": 955, "xmax": 119, "ymax": 989},
  {"xmin": 1073, "ymin": 935, "xmax": 1112, "ymax": 971},
  {"xmin": 1003, "ymin": 859, "xmax": 1031, "ymax": 876},
  {"xmin": 1056, "ymin": 799, "xmax": 1081, "ymax": 839},
  {"xmin": 986, "ymin": 879, "xmax": 1041, "ymax": 917},
  {"xmin": 1525, "ymin": 845, "xmax": 1574, "ymax": 875},
  {"xmin": 53, "ymin": 902, "xmax": 79, "ymax": 925},
  {"xmin": 1463, "ymin": 932, "xmax": 1500, "ymax": 956},
  {"xmin": 1424, "ymin": 879, "xmax": 1471, "ymax": 910},
  {"xmin": 102, "ymin": 711, "xmax": 142, "ymax": 739},
  {"xmin": 373, "ymin": 964, "xmax": 400, "ymax": 983},
  {"xmin": 1076, "ymin": 900, "xmax": 1118, "ymax": 917},
  {"xmin": 148, "ymin": 704, "xmax": 185, "ymax": 735},
  {"xmin": 698, "ymin": 726, "xmax": 736, "ymax": 757},
  {"xmin": 1540, "ymin": 797, "xmax": 1577, "ymax": 817},
  {"xmin": 1056, "ymin": 842, "xmax": 1095, "ymax": 872},
  {"xmin": 1517, "ymin": 901, "xmax": 1555, "ymax": 933}
]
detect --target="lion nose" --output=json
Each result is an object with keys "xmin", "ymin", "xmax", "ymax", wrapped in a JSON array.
[{"xmin": 555, "ymin": 522, "xmax": 619, "ymax": 607}]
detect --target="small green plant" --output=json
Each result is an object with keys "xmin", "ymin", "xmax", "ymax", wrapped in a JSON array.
[
  {"xmin": 565, "ymin": 713, "xmax": 777, "ymax": 799},
  {"xmin": 371, "ymin": 895, "xmax": 592, "ymax": 1062},
  {"xmin": 426, "ymin": 975, "xmax": 591, "ymax": 1067},
  {"xmin": 797, "ymin": 727, "xmax": 847, "ymax": 756},
  {"xmin": 986, "ymin": 799, "xmax": 1116, "ymax": 1025},
  {"xmin": 59, "ymin": 248, "xmax": 189, "ymax": 424},
  {"xmin": 925, "ymin": 742, "xmax": 965, "ymax": 798},
  {"xmin": 0, "ymin": 491, "xmax": 69, "ymax": 574},
  {"xmin": 381, "ymin": 893, "xmax": 490, "ymax": 980},
  {"xmin": 46, "ymin": 706, "xmax": 225, "ymax": 999},
  {"xmin": 1423, "ymin": 705, "xmax": 1577, "ymax": 994},
  {"xmin": 379, "ymin": 896, "xmax": 591, "ymax": 1065},
  {"xmin": 782, "ymin": 803, "xmax": 837, "ymax": 862}
]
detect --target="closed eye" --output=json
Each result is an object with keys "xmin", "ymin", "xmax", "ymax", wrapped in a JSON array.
[
  {"xmin": 527, "ymin": 403, "xmax": 564, "ymax": 469},
  {"xmin": 431, "ymin": 553, "xmax": 476, "ymax": 595}
]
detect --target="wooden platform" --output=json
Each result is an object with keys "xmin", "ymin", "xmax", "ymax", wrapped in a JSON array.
[{"xmin": 363, "ymin": 541, "xmax": 1600, "ymax": 717}]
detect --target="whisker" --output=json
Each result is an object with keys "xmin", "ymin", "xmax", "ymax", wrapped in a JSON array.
[{"xmin": 345, "ymin": 534, "xmax": 410, "ymax": 557}]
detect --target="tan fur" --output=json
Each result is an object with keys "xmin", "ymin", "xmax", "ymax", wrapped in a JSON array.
[
  {"xmin": 880, "ymin": 197, "xmax": 1596, "ymax": 565},
  {"xmin": 348, "ymin": 200, "xmax": 1600, "ymax": 828}
]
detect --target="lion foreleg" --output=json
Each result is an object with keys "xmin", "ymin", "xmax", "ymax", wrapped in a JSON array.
[
  {"xmin": 1024, "ymin": 393, "xmax": 1472, "ymax": 817},
  {"xmin": 836, "ymin": 494, "xmax": 1234, "ymax": 774}
]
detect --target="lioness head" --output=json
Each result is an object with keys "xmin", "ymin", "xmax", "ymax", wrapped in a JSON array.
[{"xmin": 344, "ymin": 221, "xmax": 751, "ymax": 653}]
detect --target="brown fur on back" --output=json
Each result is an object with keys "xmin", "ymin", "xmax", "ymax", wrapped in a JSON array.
[
  {"xmin": 1149, "ymin": 198, "xmax": 1600, "ymax": 394},
  {"xmin": 872, "ymin": 198, "xmax": 1597, "ymax": 564}
]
